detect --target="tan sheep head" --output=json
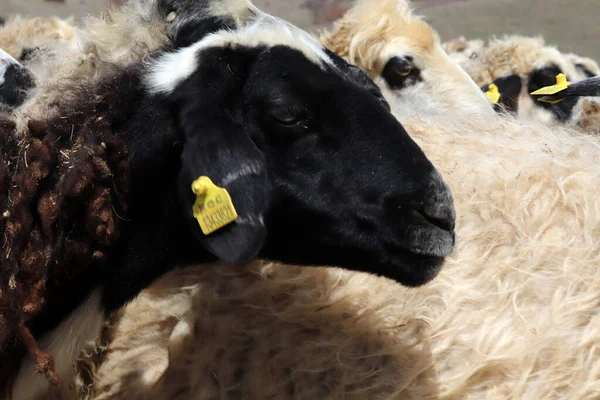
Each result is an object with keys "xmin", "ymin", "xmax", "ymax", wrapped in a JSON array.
[{"xmin": 319, "ymin": 0, "xmax": 494, "ymax": 118}]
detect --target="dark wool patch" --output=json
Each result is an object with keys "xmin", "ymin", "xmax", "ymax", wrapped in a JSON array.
[{"xmin": 0, "ymin": 70, "xmax": 139, "ymax": 387}]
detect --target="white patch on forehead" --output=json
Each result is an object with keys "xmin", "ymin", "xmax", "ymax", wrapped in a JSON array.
[
  {"xmin": 236, "ymin": 11, "xmax": 333, "ymax": 67},
  {"xmin": 0, "ymin": 48, "xmax": 21, "ymax": 87},
  {"xmin": 145, "ymin": 37, "xmax": 220, "ymax": 95},
  {"xmin": 145, "ymin": 11, "xmax": 333, "ymax": 95}
]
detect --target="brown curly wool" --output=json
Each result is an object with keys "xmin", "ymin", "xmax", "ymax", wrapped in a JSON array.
[{"xmin": 0, "ymin": 71, "xmax": 133, "ymax": 387}]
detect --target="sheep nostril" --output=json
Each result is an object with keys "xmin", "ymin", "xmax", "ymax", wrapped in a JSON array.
[{"xmin": 418, "ymin": 206, "xmax": 455, "ymax": 232}]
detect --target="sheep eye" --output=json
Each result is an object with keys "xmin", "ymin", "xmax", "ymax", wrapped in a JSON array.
[
  {"xmin": 271, "ymin": 108, "xmax": 302, "ymax": 126},
  {"xmin": 394, "ymin": 66, "xmax": 412, "ymax": 76},
  {"xmin": 382, "ymin": 56, "xmax": 420, "ymax": 89}
]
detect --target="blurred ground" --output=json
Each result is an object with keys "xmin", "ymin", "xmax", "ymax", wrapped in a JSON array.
[{"xmin": 1, "ymin": 0, "xmax": 599, "ymax": 60}]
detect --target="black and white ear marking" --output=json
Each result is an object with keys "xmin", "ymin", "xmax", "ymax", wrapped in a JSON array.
[
  {"xmin": 149, "ymin": 41, "xmax": 271, "ymax": 265},
  {"xmin": 0, "ymin": 48, "xmax": 36, "ymax": 110}
]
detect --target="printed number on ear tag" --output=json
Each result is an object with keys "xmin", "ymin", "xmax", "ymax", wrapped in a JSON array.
[{"xmin": 191, "ymin": 176, "xmax": 238, "ymax": 235}]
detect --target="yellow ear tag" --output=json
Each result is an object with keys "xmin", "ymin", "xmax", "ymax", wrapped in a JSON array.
[
  {"xmin": 485, "ymin": 83, "xmax": 501, "ymax": 103},
  {"xmin": 530, "ymin": 73, "xmax": 570, "ymax": 96},
  {"xmin": 191, "ymin": 176, "xmax": 238, "ymax": 235}
]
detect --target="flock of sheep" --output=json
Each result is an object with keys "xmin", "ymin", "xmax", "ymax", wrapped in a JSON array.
[{"xmin": 1, "ymin": 0, "xmax": 600, "ymax": 399}]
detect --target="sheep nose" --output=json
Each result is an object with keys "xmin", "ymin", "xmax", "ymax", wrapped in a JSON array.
[
  {"xmin": 418, "ymin": 203, "xmax": 455, "ymax": 232},
  {"xmin": 420, "ymin": 169, "xmax": 456, "ymax": 232}
]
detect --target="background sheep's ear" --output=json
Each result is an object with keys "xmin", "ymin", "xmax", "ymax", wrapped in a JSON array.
[
  {"xmin": 171, "ymin": 17, "xmax": 236, "ymax": 49},
  {"xmin": 493, "ymin": 74, "xmax": 522, "ymax": 113},
  {"xmin": 172, "ymin": 46, "xmax": 271, "ymax": 266}
]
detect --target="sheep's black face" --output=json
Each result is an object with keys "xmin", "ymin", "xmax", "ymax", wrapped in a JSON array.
[
  {"xmin": 482, "ymin": 74, "xmax": 522, "ymax": 114},
  {"xmin": 528, "ymin": 64, "xmax": 578, "ymax": 122},
  {"xmin": 252, "ymin": 47, "xmax": 455, "ymax": 286},
  {"xmin": 158, "ymin": 31, "xmax": 456, "ymax": 286}
]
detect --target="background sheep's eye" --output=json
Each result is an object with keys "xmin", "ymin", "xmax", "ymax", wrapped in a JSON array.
[
  {"xmin": 394, "ymin": 66, "xmax": 412, "ymax": 76},
  {"xmin": 382, "ymin": 56, "xmax": 420, "ymax": 89}
]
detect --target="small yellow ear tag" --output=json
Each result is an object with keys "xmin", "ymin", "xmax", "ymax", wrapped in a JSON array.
[
  {"xmin": 530, "ymin": 73, "xmax": 570, "ymax": 96},
  {"xmin": 485, "ymin": 83, "xmax": 501, "ymax": 103},
  {"xmin": 191, "ymin": 176, "xmax": 238, "ymax": 235}
]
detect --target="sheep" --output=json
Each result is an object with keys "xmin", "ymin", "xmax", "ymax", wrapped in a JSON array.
[
  {"xmin": 6, "ymin": 2, "xmax": 458, "ymax": 399},
  {"xmin": 444, "ymin": 34, "xmax": 600, "ymax": 133},
  {"xmin": 37, "ymin": 2, "xmax": 600, "ymax": 399},
  {"xmin": 56, "ymin": 112, "xmax": 600, "ymax": 400},
  {"xmin": 318, "ymin": 0, "xmax": 494, "ymax": 118},
  {"xmin": 0, "ymin": 15, "xmax": 79, "ymax": 62}
]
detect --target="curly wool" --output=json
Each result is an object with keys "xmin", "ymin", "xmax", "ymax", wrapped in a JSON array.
[
  {"xmin": 50, "ymin": 111, "xmax": 600, "ymax": 400},
  {"xmin": 0, "ymin": 72, "xmax": 133, "ymax": 390},
  {"xmin": 0, "ymin": 1, "xmax": 176, "ymax": 388}
]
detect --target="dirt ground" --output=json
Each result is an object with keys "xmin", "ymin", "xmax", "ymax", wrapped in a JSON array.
[{"xmin": 2, "ymin": 0, "xmax": 599, "ymax": 61}]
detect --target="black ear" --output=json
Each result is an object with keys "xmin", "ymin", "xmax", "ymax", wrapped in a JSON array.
[
  {"xmin": 171, "ymin": 46, "xmax": 271, "ymax": 266},
  {"xmin": 528, "ymin": 65, "xmax": 578, "ymax": 121},
  {"xmin": 170, "ymin": 17, "xmax": 236, "ymax": 49},
  {"xmin": 491, "ymin": 74, "xmax": 522, "ymax": 113},
  {"xmin": 527, "ymin": 64, "xmax": 564, "ymax": 100}
]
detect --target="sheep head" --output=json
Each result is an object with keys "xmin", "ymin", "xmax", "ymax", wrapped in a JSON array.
[
  {"xmin": 145, "ymin": 14, "xmax": 457, "ymax": 284},
  {"xmin": 319, "ymin": 0, "xmax": 494, "ymax": 117}
]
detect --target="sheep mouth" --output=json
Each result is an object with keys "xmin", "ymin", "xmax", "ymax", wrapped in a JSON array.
[
  {"xmin": 376, "ymin": 248, "xmax": 447, "ymax": 287},
  {"xmin": 407, "ymin": 227, "xmax": 456, "ymax": 258},
  {"xmin": 379, "ymin": 229, "xmax": 456, "ymax": 286}
]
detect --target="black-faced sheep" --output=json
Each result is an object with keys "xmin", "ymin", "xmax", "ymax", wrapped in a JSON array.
[
  {"xmin": 318, "ymin": 0, "xmax": 494, "ymax": 118},
  {"xmin": 49, "ymin": 3, "xmax": 600, "ymax": 400},
  {"xmin": 54, "ymin": 113, "xmax": 600, "ymax": 400},
  {"xmin": 7, "ymin": 4, "xmax": 456, "ymax": 399}
]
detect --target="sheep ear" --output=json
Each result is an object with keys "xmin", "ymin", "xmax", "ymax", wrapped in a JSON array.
[
  {"xmin": 486, "ymin": 74, "xmax": 522, "ymax": 113},
  {"xmin": 173, "ymin": 47, "xmax": 271, "ymax": 266},
  {"xmin": 170, "ymin": 18, "xmax": 236, "ymax": 49}
]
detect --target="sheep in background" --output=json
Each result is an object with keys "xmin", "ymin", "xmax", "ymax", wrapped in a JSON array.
[
  {"xmin": 443, "ymin": 36, "xmax": 491, "ymax": 84},
  {"xmin": 445, "ymin": 34, "xmax": 600, "ymax": 133},
  {"xmin": 319, "ymin": 0, "xmax": 494, "ymax": 118},
  {"xmin": 0, "ymin": 15, "xmax": 78, "ymax": 62},
  {"xmin": 1, "ymin": 0, "xmax": 269, "ymax": 123},
  {"xmin": 6, "ymin": 1, "xmax": 457, "ymax": 399}
]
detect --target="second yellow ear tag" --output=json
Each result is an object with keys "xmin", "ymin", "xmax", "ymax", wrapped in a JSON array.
[
  {"xmin": 485, "ymin": 83, "xmax": 501, "ymax": 104},
  {"xmin": 530, "ymin": 73, "xmax": 569, "ymax": 96},
  {"xmin": 191, "ymin": 176, "xmax": 238, "ymax": 235}
]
